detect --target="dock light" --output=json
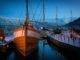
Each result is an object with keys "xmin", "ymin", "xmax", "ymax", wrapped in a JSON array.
[
  {"xmin": 0, "ymin": 37, "xmax": 3, "ymax": 40},
  {"xmin": 7, "ymin": 45, "xmax": 9, "ymax": 48},
  {"xmin": 41, "ymin": 27, "xmax": 43, "ymax": 30}
]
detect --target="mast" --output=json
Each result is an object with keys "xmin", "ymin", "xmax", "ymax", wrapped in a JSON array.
[
  {"xmin": 26, "ymin": 0, "xmax": 29, "ymax": 19},
  {"xmin": 24, "ymin": 0, "xmax": 29, "ymax": 25},
  {"xmin": 70, "ymin": 10, "xmax": 73, "ymax": 30},
  {"xmin": 42, "ymin": 0, "xmax": 45, "ymax": 23},
  {"xmin": 24, "ymin": 0, "xmax": 29, "ymax": 55},
  {"xmin": 55, "ymin": 6, "xmax": 58, "ymax": 26},
  {"xmin": 70, "ymin": 10, "xmax": 73, "ymax": 22}
]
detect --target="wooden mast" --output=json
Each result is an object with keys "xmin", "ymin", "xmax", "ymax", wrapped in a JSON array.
[
  {"xmin": 24, "ymin": 0, "xmax": 29, "ymax": 55},
  {"xmin": 24, "ymin": 0, "xmax": 29, "ymax": 25}
]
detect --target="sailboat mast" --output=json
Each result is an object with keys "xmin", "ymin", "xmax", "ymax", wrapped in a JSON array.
[
  {"xmin": 70, "ymin": 10, "xmax": 73, "ymax": 22},
  {"xmin": 70, "ymin": 10, "xmax": 73, "ymax": 30},
  {"xmin": 42, "ymin": 0, "xmax": 45, "ymax": 23},
  {"xmin": 55, "ymin": 6, "xmax": 58, "ymax": 26},
  {"xmin": 24, "ymin": 0, "xmax": 29, "ymax": 25},
  {"xmin": 26, "ymin": 0, "xmax": 29, "ymax": 19},
  {"xmin": 24, "ymin": 0, "xmax": 29, "ymax": 55}
]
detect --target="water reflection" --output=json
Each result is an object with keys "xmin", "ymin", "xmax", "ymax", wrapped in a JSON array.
[
  {"xmin": 38, "ymin": 40, "xmax": 66, "ymax": 60},
  {"xmin": 0, "ymin": 40, "xmax": 67, "ymax": 60},
  {"xmin": 7, "ymin": 52, "xmax": 15, "ymax": 60}
]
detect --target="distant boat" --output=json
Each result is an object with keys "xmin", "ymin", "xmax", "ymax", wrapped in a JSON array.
[
  {"xmin": 0, "ymin": 28, "xmax": 6, "ymax": 46},
  {"xmin": 0, "ymin": 28, "xmax": 5, "ymax": 41},
  {"xmin": 0, "ymin": 28, "xmax": 8, "ymax": 52}
]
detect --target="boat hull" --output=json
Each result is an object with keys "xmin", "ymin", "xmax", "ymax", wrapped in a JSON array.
[{"xmin": 13, "ymin": 27, "xmax": 40, "ymax": 56}]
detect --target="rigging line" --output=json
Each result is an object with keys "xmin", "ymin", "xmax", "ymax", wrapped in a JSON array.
[
  {"xmin": 31, "ymin": 0, "xmax": 42, "ymax": 21},
  {"xmin": 40, "ymin": 0, "xmax": 46, "ymax": 23},
  {"xmin": 39, "ymin": 0, "xmax": 44, "ymax": 23},
  {"xmin": 3, "ymin": 17, "xmax": 13, "ymax": 26},
  {"xmin": 38, "ymin": 5, "xmax": 44, "ymax": 22}
]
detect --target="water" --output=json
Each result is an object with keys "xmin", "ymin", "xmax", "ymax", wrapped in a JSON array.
[
  {"xmin": 38, "ymin": 40, "xmax": 66, "ymax": 60},
  {"xmin": 0, "ymin": 40, "xmax": 67, "ymax": 60}
]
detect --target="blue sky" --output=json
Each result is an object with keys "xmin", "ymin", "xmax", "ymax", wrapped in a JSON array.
[
  {"xmin": 0, "ymin": 0, "xmax": 80, "ymax": 23},
  {"xmin": 0, "ymin": 0, "xmax": 26, "ymax": 19}
]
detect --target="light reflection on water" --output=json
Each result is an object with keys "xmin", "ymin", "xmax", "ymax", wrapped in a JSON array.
[
  {"xmin": 38, "ymin": 40, "xmax": 67, "ymax": 60},
  {"xmin": 7, "ymin": 52, "xmax": 15, "ymax": 60},
  {"xmin": 5, "ymin": 40, "xmax": 67, "ymax": 60}
]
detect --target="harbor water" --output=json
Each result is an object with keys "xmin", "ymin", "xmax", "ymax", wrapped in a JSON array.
[
  {"xmin": 38, "ymin": 40, "xmax": 66, "ymax": 60},
  {"xmin": 0, "ymin": 39, "xmax": 68, "ymax": 60}
]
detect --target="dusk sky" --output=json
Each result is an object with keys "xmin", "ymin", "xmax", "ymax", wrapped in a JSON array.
[{"xmin": 0, "ymin": 0, "xmax": 80, "ymax": 23}]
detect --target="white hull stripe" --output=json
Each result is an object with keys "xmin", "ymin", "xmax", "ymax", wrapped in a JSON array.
[{"xmin": 13, "ymin": 29, "xmax": 40, "ymax": 38}]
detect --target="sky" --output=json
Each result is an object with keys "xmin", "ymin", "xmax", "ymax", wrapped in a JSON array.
[
  {"xmin": 0, "ymin": 0, "xmax": 26, "ymax": 19},
  {"xmin": 0, "ymin": 0, "xmax": 80, "ymax": 23}
]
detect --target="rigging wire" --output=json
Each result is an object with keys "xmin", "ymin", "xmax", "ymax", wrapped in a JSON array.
[{"xmin": 31, "ymin": 0, "xmax": 41, "ymax": 22}]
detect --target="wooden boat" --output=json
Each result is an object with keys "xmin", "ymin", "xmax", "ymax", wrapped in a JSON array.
[
  {"xmin": 13, "ymin": 22, "xmax": 40, "ymax": 56},
  {"xmin": 12, "ymin": 0, "xmax": 41, "ymax": 57}
]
